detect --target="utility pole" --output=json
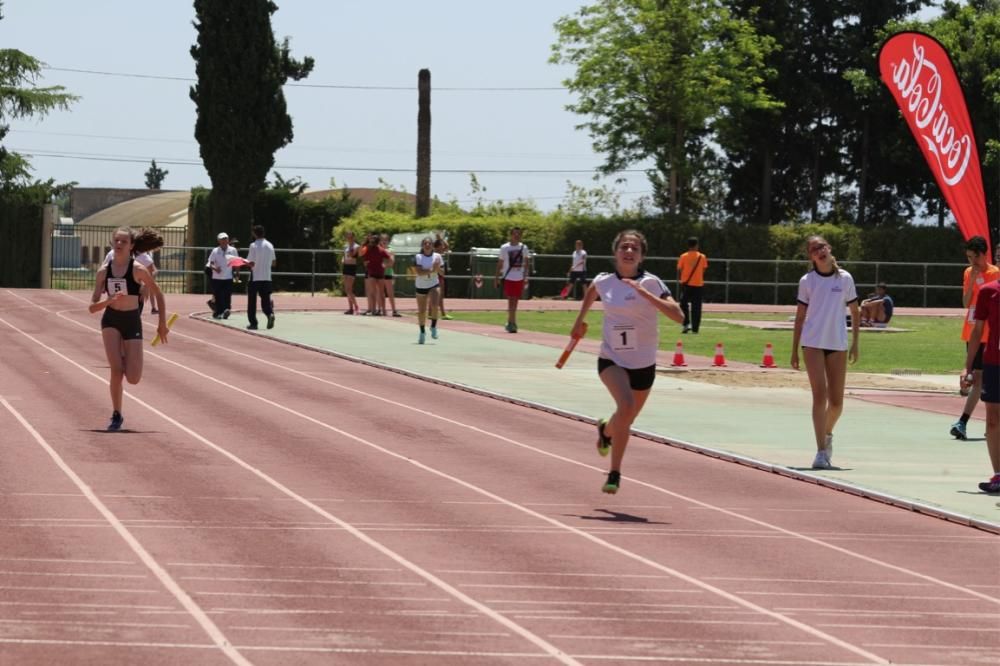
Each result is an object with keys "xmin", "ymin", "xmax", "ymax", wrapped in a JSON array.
[{"xmin": 416, "ymin": 68, "xmax": 431, "ymax": 218}]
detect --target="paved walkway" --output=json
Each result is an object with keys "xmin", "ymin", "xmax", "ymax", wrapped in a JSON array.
[{"xmin": 203, "ymin": 298, "xmax": 999, "ymax": 533}]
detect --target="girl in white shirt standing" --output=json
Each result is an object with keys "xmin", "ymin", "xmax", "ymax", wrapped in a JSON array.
[
  {"xmin": 413, "ymin": 237, "xmax": 442, "ymax": 344},
  {"xmin": 791, "ymin": 235, "xmax": 860, "ymax": 470},
  {"xmin": 570, "ymin": 230, "xmax": 684, "ymax": 494}
]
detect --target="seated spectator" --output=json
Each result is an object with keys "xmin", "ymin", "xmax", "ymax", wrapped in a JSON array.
[{"xmin": 860, "ymin": 282, "xmax": 893, "ymax": 326}]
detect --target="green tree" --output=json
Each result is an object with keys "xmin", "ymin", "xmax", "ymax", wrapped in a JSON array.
[
  {"xmin": 190, "ymin": 0, "xmax": 314, "ymax": 238},
  {"xmin": 929, "ymin": 1, "xmax": 1000, "ymax": 234},
  {"xmin": 551, "ymin": 0, "xmax": 780, "ymax": 216},
  {"xmin": 717, "ymin": 1, "xmax": 929, "ymax": 226},
  {"xmin": 144, "ymin": 159, "xmax": 169, "ymax": 189},
  {"xmin": 0, "ymin": 1, "xmax": 77, "ymax": 188}
]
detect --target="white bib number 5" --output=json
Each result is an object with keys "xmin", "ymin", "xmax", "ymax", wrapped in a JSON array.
[
  {"xmin": 107, "ymin": 278, "xmax": 127, "ymax": 295},
  {"xmin": 611, "ymin": 324, "xmax": 636, "ymax": 352}
]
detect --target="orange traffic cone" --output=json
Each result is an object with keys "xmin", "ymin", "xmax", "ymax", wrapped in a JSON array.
[
  {"xmin": 671, "ymin": 340, "xmax": 687, "ymax": 367},
  {"xmin": 760, "ymin": 343, "xmax": 778, "ymax": 368},
  {"xmin": 712, "ymin": 342, "xmax": 727, "ymax": 367}
]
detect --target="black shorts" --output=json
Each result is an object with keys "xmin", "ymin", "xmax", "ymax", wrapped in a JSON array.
[
  {"xmin": 343, "ymin": 264, "xmax": 357, "ymax": 277},
  {"xmin": 598, "ymin": 358, "xmax": 656, "ymax": 391},
  {"xmin": 982, "ymin": 364, "xmax": 1000, "ymax": 403},
  {"xmin": 101, "ymin": 307, "xmax": 143, "ymax": 340},
  {"xmin": 569, "ymin": 271, "xmax": 587, "ymax": 283},
  {"xmin": 415, "ymin": 285, "xmax": 439, "ymax": 295},
  {"xmin": 968, "ymin": 342, "xmax": 985, "ymax": 371}
]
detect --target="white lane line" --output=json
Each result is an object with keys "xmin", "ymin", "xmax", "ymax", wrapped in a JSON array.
[
  {"xmin": 0, "ymin": 638, "xmax": 216, "ymax": 650},
  {"xmin": 819, "ymin": 623, "xmax": 996, "ymax": 632},
  {"xmin": 0, "ymin": 618, "xmax": 191, "ymax": 629},
  {"xmin": 552, "ymin": 634, "xmax": 823, "ymax": 646},
  {"xmin": 168, "ymin": 562, "xmax": 400, "ymax": 572},
  {"xmin": 50, "ymin": 290, "xmax": 993, "ymax": 606},
  {"xmin": 0, "ymin": 571, "xmax": 147, "ymax": 579},
  {"xmin": 0, "ymin": 557, "xmax": 135, "ymax": 566},
  {"xmin": 177, "ymin": 576, "xmax": 421, "ymax": 585},
  {"xmin": 22, "ymin": 297, "xmax": 891, "ymax": 664},
  {"xmin": 0, "ymin": 585, "xmax": 157, "ymax": 594},
  {"xmin": 0, "ymin": 313, "xmax": 582, "ymax": 666},
  {"xmin": 0, "ymin": 601, "xmax": 172, "ymax": 610},
  {"xmin": 0, "ymin": 398, "xmax": 252, "ymax": 666},
  {"xmin": 704, "ymin": 576, "xmax": 934, "ymax": 586},
  {"xmin": 226, "ymin": 626, "xmax": 510, "ymax": 637}
]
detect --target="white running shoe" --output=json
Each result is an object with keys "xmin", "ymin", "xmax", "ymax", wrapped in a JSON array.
[
  {"xmin": 811, "ymin": 450, "xmax": 831, "ymax": 470},
  {"xmin": 824, "ymin": 434, "xmax": 833, "ymax": 465}
]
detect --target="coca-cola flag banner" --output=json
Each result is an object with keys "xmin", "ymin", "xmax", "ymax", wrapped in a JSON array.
[{"xmin": 879, "ymin": 32, "xmax": 989, "ymax": 251}]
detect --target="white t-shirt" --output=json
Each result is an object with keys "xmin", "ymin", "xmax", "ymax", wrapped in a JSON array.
[
  {"xmin": 247, "ymin": 238, "xmax": 276, "ymax": 281},
  {"xmin": 413, "ymin": 252, "xmax": 441, "ymax": 289},
  {"xmin": 105, "ymin": 250, "xmax": 153, "ymax": 270},
  {"xmin": 796, "ymin": 268, "xmax": 859, "ymax": 350},
  {"xmin": 209, "ymin": 245, "xmax": 238, "ymax": 280},
  {"xmin": 343, "ymin": 242, "xmax": 358, "ymax": 263},
  {"xmin": 592, "ymin": 270, "xmax": 670, "ymax": 369},
  {"xmin": 571, "ymin": 249, "xmax": 587, "ymax": 272},
  {"xmin": 499, "ymin": 242, "xmax": 529, "ymax": 282}
]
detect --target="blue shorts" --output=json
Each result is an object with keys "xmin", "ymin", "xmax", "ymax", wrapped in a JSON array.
[{"xmin": 981, "ymin": 364, "xmax": 1000, "ymax": 404}]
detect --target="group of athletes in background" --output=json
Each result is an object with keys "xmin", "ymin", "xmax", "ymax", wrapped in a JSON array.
[
  {"xmin": 89, "ymin": 225, "xmax": 999, "ymax": 496},
  {"xmin": 340, "ymin": 230, "xmax": 453, "ymax": 344}
]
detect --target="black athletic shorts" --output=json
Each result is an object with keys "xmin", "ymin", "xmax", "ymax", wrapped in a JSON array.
[
  {"xmin": 101, "ymin": 307, "xmax": 143, "ymax": 340},
  {"xmin": 343, "ymin": 264, "xmax": 357, "ymax": 277},
  {"xmin": 598, "ymin": 358, "xmax": 656, "ymax": 391}
]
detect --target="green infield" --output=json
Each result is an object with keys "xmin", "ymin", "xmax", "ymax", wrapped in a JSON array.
[{"xmin": 452, "ymin": 310, "xmax": 966, "ymax": 375}]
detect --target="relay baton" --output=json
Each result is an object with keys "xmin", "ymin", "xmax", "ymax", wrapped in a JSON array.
[
  {"xmin": 555, "ymin": 322, "xmax": 587, "ymax": 369},
  {"xmin": 151, "ymin": 313, "xmax": 179, "ymax": 347}
]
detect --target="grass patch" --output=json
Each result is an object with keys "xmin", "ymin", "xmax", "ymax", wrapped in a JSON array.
[{"xmin": 452, "ymin": 310, "xmax": 966, "ymax": 374}]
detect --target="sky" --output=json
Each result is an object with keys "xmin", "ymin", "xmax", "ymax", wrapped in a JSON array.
[{"xmin": 1, "ymin": 0, "xmax": 651, "ymax": 213}]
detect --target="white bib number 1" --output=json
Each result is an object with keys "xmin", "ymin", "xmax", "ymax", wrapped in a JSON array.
[{"xmin": 611, "ymin": 324, "xmax": 636, "ymax": 352}]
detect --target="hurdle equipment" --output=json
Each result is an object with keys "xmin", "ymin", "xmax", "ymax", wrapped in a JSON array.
[
  {"xmin": 760, "ymin": 343, "xmax": 778, "ymax": 368},
  {"xmin": 670, "ymin": 340, "xmax": 687, "ymax": 367},
  {"xmin": 712, "ymin": 342, "xmax": 727, "ymax": 367}
]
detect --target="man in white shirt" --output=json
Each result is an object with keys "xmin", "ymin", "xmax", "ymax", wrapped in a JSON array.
[
  {"xmin": 246, "ymin": 225, "xmax": 277, "ymax": 330},
  {"xmin": 208, "ymin": 232, "xmax": 238, "ymax": 319},
  {"xmin": 563, "ymin": 239, "xmax": 587, "ymax": 300},
  {"xmin": 494, "ymin": 227, "xmax": 530, "ymax": 333}
]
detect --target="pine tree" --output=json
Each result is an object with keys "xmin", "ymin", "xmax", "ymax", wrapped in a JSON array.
[
  {"xmin": 144, "ymin": 159, "xmax": 168, "ymax": 189},
  {"xmin": 189, "ymin": 0, "xmax": 313, "ymax": 236}
]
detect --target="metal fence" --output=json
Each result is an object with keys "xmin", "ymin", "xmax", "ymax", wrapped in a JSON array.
[
  {"xmin": 50, "ymin": 224, "xmax": 189, "ymax": 293},
  {"xmin": 50, "ymin": 229, "xmax": 967, "ymax": 307}
]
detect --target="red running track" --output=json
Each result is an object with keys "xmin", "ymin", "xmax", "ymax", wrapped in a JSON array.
[{"xmin": 0, "ymin": 288, "xmax": 997, "ymax": 666}]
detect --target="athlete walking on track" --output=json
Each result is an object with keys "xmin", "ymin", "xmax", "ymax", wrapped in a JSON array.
[
  {"xmin": 90, "ymin": 227, "xmax": 170, "ymax": 431},
  {"xmin": 790, "ymin": 235, "xmax": 859, "ymax": 470},
  {"xmin": 570, "ymin": 230, "xmax": 684, "ymax": 494},
  {"xmin": 951, "ymin": 235, "xmax": 998, "ymax": 440},
  {"xmin": 413, "ymin": 237, "xmax": 442, "ymax": 344}
]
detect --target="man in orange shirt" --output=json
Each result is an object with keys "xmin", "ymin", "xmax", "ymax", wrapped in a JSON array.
[
  {"xmin": 676, "ymin": 237, "xmax": 708, "ymax": 333},
  {"xmin": 952, "ymin": 236, "xmax": 1000, "ymax": 440}
]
